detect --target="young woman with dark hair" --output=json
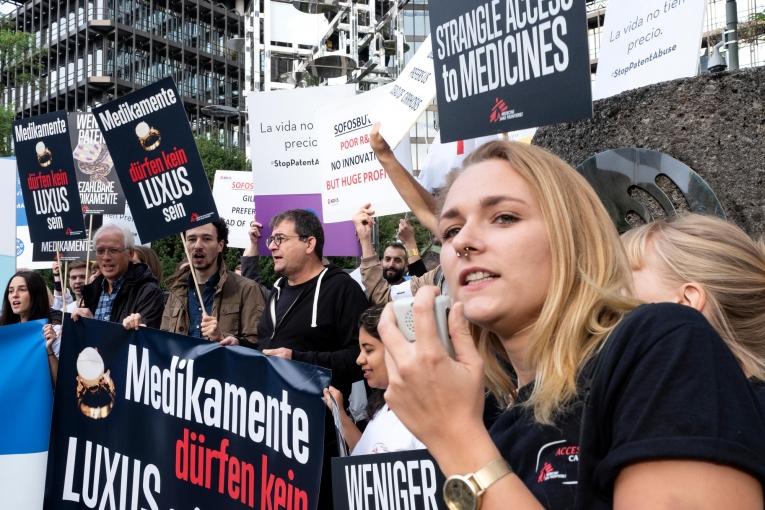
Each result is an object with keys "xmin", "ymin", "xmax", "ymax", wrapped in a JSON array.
[
  {"xmin": 1, "ymin": 270, "xmax": 62, "ymax": 381},
  {"xmin": 323, "ymin": 304, "xmax": 424, "ymax": 455}
]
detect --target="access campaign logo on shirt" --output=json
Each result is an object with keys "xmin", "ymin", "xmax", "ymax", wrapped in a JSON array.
[{"xmin": 535, "ymin": 440, "xmax": 579, "ymax": 485}]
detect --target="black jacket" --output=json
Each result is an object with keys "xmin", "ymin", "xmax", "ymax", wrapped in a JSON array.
[
  {"xmin": 81, "ymin": 262, "xmax": 164, "ymax": 328},
  {"xmin": 257, "ymin": 265, "xmax": 368, "ymax": 397}
]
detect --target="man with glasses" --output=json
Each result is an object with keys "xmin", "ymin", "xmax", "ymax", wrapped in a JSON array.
[
  {"xmin": 73, "ymin": 223, "xmax": 164, "ymax": 328},
  {"xmin": 257, "ymin": 209, "xmax": 368, "ymax": 508}
]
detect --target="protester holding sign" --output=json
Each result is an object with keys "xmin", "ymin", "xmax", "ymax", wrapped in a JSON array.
[
  {"xmin": 125, "ymin": 219, "xmax": 265, "ymax": 346},
  {"xmin": 1, "ymin": 270, "xmax": 62, "ymax": 381},
  {"xmin": 74, "ymin": 223, "xmax": 164, "ymax": 328},
  {"xmin": 52, "ymin": 260, "xmax": 89, "ymax": 312},
  {"xmin": 257, "ymin": 208, "xmax": 368, "ymax": 508},
  {"xmin": 323, "ymin": 304, "xmax": 424, "ymax": 455},
  {"xmin": 355, "ymin": 204, "xmax": 446, "ymax": 304},
  {"xmin": 376, "ymin": 141, "xmax": 765, "ymax": 509},
  {"xmin": 354, "ymin": 125, "xmax": 450, "ymax": 304}
]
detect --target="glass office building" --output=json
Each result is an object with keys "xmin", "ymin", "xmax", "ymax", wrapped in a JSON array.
[{"xmin": 6, "ymin": 0, "xmax": 246, "ymax": 146}]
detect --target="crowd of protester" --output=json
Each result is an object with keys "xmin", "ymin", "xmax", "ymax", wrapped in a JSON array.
[{"xmin": 6, "ymin": 127, "xmax": 765, "ymax": 509}]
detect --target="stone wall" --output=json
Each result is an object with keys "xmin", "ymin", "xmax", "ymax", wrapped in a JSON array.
[{"xmin": 533, "ymin": 67, "xmax": 764, "ymax": 237}]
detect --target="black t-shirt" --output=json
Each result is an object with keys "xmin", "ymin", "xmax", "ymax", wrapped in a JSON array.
[
  {"xmin": 490, "ymin": 303, "xmax": 765, "ymax": 509},
  {"xmin": 489, "ymin": 386, "xmax": 581, "ymax": 509},
  {"xmin": 274, "ymin": 274, "xmax": 317, "ymax": 324}
]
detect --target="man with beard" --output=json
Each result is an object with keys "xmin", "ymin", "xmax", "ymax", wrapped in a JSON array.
[
  {"xmin": 380, "ymin": 242, "xmax": 408, "ymax": 285},
  {"xmin": 353, "ymin": 204, "xmax": 430, "ymax": 302},
  {"xmin": 123, "ymin": 218, "xmax": 265, "ymax": 345}
]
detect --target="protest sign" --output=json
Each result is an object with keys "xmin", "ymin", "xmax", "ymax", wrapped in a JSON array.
[
  {"xmin": 93, "ymin": 77, "xmax": 219, "ymax": 243},
  {"xmin": 248, "ymin": 85, "xmax": 361, "ymax": 255},
  {"xmin": 429, "ymin": 0, "xmax": 592, "ymax": 142},
  {"xmin": 593, "ymin": 0, "xmax": 706, "ymax": 99},
  {"xmin": 374, "ymin": 36, "xmax": 437, "ymax": 148},
  {"xmin": 68, "ymin": 112, "xmax": 126, "ymax": 215},
  {"xmin": 13, "ymin": 111, "xmax": 86, "ymax": 242},
  {"xmin": 212, "ymin": 170, "xmax": 254, "ymax": 249},
  {"xmin": 318, "ymin": 85, "xmax": 413, "ymax": 223},
  {"xmin": 255, "ymin": 193, "xmax": 361, "ymax": 256},
  {"xmin": 33, "ymin": 215, "xmax": 102, "ymax": 262},
  {"xmin": 0, "ymin": 158, "xmax": 16, "ymax": 283},
  {"xmin": 45, "ymin": 317, "xmax": 330, "ymax": 510},
  {"xmin": 13, "ymin": 162, "xmax": 48, "ymax": 270},
  {"xmin": 103, "ymin": 203, "xmax": 146, "ymax": 246},
  {"xmin": 331, "ymin": 449, "xmax": 446, "ymax": 510},
  {"xmin": 0, "ymin": 320, "xmax": 53, "ymax": 510},
  {"xmin": 249, "ymin": 85, "xmax": 356, "ymax": 196}
]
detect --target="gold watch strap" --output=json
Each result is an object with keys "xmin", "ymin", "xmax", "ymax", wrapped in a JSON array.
[
  {"xmin": 472, "ymin": 458, "xmax": 512, "ymax": 494},
  {"xmin": 407, "ymin": 247, "xmax": 420, "ymax": 258}
]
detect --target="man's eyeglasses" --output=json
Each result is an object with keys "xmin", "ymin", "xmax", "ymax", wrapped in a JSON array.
[
  {"xmin": 266, "ymin": 234, "xmax": 307, "ymax": 247},
  {"xmin": 95, "ymin": 247, "xmax": 127, "ymax": 256}
]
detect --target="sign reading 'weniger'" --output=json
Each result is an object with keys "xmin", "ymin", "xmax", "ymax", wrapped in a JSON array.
[
  {"xmin": 430, "ymin": 0, "xmax": 592, "ymax": 142},
  {"xmin": 93, "ymin": 77, "xmax": 218, "ymax": 243}
]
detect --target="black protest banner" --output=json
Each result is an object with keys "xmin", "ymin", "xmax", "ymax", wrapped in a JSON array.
[
  {"xmin": 33, "ymin": 214, "xmax": 102, "ymax": 262},
  {"xmin": 92, "ymin": 77, "xmax": 219, "ymax": 243},
  {"xmin": 13, "ymin": 111, "xmax": 86, "ymax": 242},
  {"xmin": 332, "ymin": 450, "xmax": 446, "ymax": 510},
  {"xmin": 68, "ymin": 113, "xmax": 126, "ymax": 215},
  {"xmin": 430, "ymin": 0, "xmax": 592, "ymax": 142},
  {"xmin": 45, "ymin": 317, "xmax": 330, "ymax": 510}
]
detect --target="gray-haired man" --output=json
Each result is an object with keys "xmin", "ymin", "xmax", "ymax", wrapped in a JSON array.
[{"xmin": 73, "ymin": 223, "xmax": 164, "ymax": 328}]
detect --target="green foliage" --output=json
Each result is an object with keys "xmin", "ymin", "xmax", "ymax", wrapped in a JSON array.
[
  {"xmin": 0, "ymin": 15, "xmax": 44, "ymax": 156},
  {"xmin": 0, "ymin": 16, "xmax": 40, "ymax": 91},
  {"xmin": 194, "ymin": 137, "xmax": 251, "ymax": 184},
  {"xmin": 0, "ymin": 105, "xmax": 16, "ymax": 156}
]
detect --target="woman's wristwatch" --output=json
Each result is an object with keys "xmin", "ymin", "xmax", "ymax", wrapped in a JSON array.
[{"xmin": 443, "ymin": 458, "xmax": 512, "ymax": 510}]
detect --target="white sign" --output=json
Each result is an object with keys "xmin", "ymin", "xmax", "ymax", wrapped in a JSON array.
[
  {"xmin": 594, "ymin": 0, "xmax": 707, "ymax": 100},
  {"xmin": 374, "ymin": 36, "xmax": 437, "ymax": 148},
  {"xmin": 103, "ymin": 203, "xmax": 145, "ymax": 246},
  {"xmin": 248, "ymin": 85, "xmax": 356, "ymax": 196},
  {"xmin": 0, "ymin": 160, "xmax": 17, "ymax": 258},
  {"xmin": 318, "ymin": 85, "xmax": 413, "ymax": 223},
  {"xmin": 212, "ymin": 170, "xmax": 254, "ymax": 249},
  {"xmin": 15, "ymin": 227, "xmax": 47, "ymax": 270}
]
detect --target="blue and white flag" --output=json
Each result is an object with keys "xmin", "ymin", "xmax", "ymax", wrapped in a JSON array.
[{"xmin": 0, "ymin": 319, "xmax": 53, "ymax": 510}]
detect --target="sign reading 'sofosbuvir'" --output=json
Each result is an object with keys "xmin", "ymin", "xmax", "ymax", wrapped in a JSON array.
[
  {"xmin": 430, "ymin": 0, "xmax": 592, "ymax": 142},
  {"xmin": 93, "ymin": 77, "xmax": 219, "ymax": 243},
  {"xmin": 13, "ymin": 111, "xmax": 86, "ymax": 243}
]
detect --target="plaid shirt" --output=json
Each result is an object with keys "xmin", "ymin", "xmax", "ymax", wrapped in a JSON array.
[{"xmin": 94, "ymin": 276, "xmax": 125, "ymax": 322}]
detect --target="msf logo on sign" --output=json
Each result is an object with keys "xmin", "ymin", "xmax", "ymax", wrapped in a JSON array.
[
  {"xmin": 489, "ymin": 97, "xmax": 524, "ymax": 124},
  {"xmin": 489, "ymin": 98, "xmax": 509, "ymax": 123}
]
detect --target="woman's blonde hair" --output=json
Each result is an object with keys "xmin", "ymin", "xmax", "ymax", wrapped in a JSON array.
[
  {"xmin": 622, "ymin": 214, "xmax": 765, "ymax": 380},
  {"xmin": 451, "ymin": 141, "xmax": 637, "ymax": 424}
]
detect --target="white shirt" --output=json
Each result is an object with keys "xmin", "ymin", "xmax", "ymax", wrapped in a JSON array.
[{"xmin": 351, "ymin": 404, "xmax": 425, "ymax": 455}]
